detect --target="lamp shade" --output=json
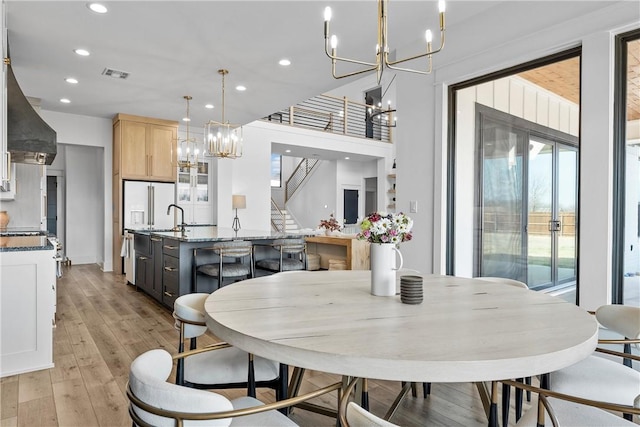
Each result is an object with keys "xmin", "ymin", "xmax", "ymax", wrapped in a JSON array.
[{"xmin": 232, "ymin": 195, "xmax": 246, "ymax": 209}]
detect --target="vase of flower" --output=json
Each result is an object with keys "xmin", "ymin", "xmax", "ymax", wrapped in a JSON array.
[
  {"xmin": 357, "ymin": 211, "xmax": 413, "ymax": 296},
  {"xmin": 319, "ymin": 213, "xmax": 342, "ymax": 236},
  {"xmin": 370, "ymin": 243, "xmax": 403, "ymax": 296}
]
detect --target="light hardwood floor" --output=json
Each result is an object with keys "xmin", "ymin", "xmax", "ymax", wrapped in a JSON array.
[{"xmin": 1, "ymin": 264, "xmax": 516, "ymax": 426}]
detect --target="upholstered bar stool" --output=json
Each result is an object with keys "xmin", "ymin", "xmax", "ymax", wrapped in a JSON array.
[
  {"xmin": 173, "ymin": 293, "xmax": 287, "ymax": 400},
  {"xmin": 194, "ymin": 240, "xmax": 253, "ymax": 290},
  {"xmin": 255, "ymin": 238, "xmax": 306, "ymax": 272}
]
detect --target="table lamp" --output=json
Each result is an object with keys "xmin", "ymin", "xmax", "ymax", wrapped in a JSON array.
[{"xmin": 232, "ymin": 195, "xmax": 246, "ymax": 231}]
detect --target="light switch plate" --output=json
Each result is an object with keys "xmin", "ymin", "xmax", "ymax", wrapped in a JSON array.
[{"xmin": 410, "ymin": 200, "xmax": 418, "ymax": 213}]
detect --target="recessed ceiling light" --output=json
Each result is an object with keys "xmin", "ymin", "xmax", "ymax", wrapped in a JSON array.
[
  {"xmin": 235, "ymin": 85, "xmax": 246, "ymax": 92},
  {"xmin": 345, "ymin": 157, "xmax": 350, "ymax": 160},
  {"xmin": 65, "ymin": 77, "xmax": 78, "ymax": 84},
  {"xmin": 285, "ymin": 149, "xmax": 291, "ymax": 153},
  {"xmin": 182, "ymin": 117, "xmax": 191, "ymax": 122},
  {"xmin": 87, "ymin": 3, "xmax": 108, "ymax": 13},
  {"xmin": 74, "ymin": 48, "xmax": 90, "ymax": 56},
  {"xmin": 205, "ymin": 104, "xmax": 214, "ymax": 109},
  {"xmin": 60, "ymin": 98, "xmax": 71, "ymax": 104},
  {"xmin": 279, "ymin": 59, "xmax": 291, "ymax": 66}
]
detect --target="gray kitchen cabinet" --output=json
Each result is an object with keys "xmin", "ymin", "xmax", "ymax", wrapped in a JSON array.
[
  {"xmin": 134, "ymin": 233, "xmax": 162, "ymax": 303},
  {"xmin": 150, "ymin": 236, "xmax": 164, "ymax": 301}
]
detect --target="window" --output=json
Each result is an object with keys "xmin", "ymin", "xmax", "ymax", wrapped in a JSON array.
[
  {"xmin": 270, "ymin": 154, "xmax": 282, "ymax": 187},
  {"xmin": 613, "ymin": 29, "xmax": 640, "ymax": 305}
]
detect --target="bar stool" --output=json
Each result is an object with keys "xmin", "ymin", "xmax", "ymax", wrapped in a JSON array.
[
  {"xmin": 193, "ymin": 240, "xmax": 253, "ymax": 291},
  {"xmin": 255, "ymin": 238, "xmax": 306, "ymax": 272}
]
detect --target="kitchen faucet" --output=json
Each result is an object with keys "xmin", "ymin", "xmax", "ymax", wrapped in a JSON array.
[{"xmin": 167, "ymin": 204, "xmax": 186, "ymax": 233}]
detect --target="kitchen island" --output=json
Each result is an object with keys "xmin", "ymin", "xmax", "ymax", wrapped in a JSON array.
[
  {"xmin": 129, "ymin": 226, "xmax": 311, "ymax": 308},
  {"xmin": 0, "ymin": 231, "xmax": 56, "ymax": 378}
]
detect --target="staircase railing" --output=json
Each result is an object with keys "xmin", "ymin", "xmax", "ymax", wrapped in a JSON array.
[
  {"xmin": 271, "ymin": 198, "xmax": 286, "ymax": 232},
  {"xmin": 263, "ymin": 94, "xmax": 393, "ymax": 143},
  {"xmin": 286, "ymin": 158, "xmax": 319, "ymax": 202}
]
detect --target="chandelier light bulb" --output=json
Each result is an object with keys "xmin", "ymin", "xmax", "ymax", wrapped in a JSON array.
[
  {"xmin": 330, "ymin": 35, "xmax": 338, "ymax": 49},
  {"xmin": 324, "ymin": 6, "xmax": 332, "ymax": 22},
  {"xmin": 323, "ymin": 0, "xmax": 447, "ymax": 83},
  {"xmin": 425, "ymin": 29, "xmax": 433, "ymax": 43}
]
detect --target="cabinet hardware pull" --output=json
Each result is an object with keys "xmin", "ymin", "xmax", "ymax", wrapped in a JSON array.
[
  {"xmin": 138, "ymin": 256, "xmax": 148, "ymax": 260},
  {"xmin": 163, "ymin": 245, "xmax": 178, "ymax": 250},
  {"xmin": 151, "ymin": 237, "xmax": 162, "ymax": 242},
  {"xmin": 164, "ymin": 291, "xmax": 174, "ymax": 297},
  {"xmin": 164, "ymin": 266, "xmax": 177, "ymax": 272}
]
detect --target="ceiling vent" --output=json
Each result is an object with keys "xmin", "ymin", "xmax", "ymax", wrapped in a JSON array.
[{"xmin": 102, "ymin": 68, "xmax": 130, "ymax": 79}]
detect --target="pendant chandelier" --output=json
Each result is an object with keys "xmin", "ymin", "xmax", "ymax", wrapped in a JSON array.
[
  {"xmin": 368, "ymin": 100, "xmax": 397, "ymax": 128},
  {"xmin": 323, "ymin": 0, "xmax": 446, "ymax": 84},
  {"xmin": 204, "ymin": 69, "xmax": 243, "ymax": 159},
  {"xmin": 176, "ymin": 95, "xmax": 200, "ymax": 169}
]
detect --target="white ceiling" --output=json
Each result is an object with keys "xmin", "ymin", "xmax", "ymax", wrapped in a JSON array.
[{"xmin": 6, "ymin": 1, "xmax": 504, "ymax": 130}]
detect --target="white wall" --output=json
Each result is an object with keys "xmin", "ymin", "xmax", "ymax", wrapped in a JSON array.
[
  {"xmin": 226, "ymin": 120, "xmax": 393, "ymax": 232},
  {"xmin": 40, "ymin": 110, "xmax": 113, "ymax": 270},
  {"xmin": 0, "ymin": 163, "xmax": 42, "ymax": 228},
  {"xmin": 64, "ymin": 145, "xmax": 102, "ymax": 265},
  {"xmin": 288, "ymin": 160, "xmax": 337, "ymax": 229},
  {"xmin": 389, "ymin": 0, "xmax": 639, "ymax": 309}
]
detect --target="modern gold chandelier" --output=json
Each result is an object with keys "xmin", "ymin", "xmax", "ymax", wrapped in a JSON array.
[
  {"xmin": 323, "ymin": 0, "xmax": 446, "ymax": 83},
  {"xmin": 204, "ymin": 69, "xmax": 243, "ymax": 159},
  {"xmin": 176, "ymin": 95, "xmax": 200, "ymax": 169}
]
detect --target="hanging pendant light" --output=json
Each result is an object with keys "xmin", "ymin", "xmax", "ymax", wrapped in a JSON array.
[
  {"xmin": 323, "ymin": 0, "xmax": 446, "ymax": 83},
  {"xmin": 176, "ymin": 95, "xmax": 200, "ymax": 169},
  {"xmin": 204, "ymin": 69, "xmax": 243, "ymax": 159}
]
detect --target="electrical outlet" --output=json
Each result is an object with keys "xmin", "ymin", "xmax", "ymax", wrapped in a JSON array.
[{"xmin": 410, "ymin": 200, "xmax": 418, "ymax": 213}]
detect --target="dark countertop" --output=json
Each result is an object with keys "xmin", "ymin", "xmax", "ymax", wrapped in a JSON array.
[
  {"xmin": 0, "ymin": 235, "xmax": 54, "ymax": 252},
  {"xmin": 129, "ymin": 226, "xmax": 311, "ymax": 243}
]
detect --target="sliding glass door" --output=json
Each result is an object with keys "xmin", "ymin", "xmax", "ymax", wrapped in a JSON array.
[
  {"xmin": 476, "ymin": 106, "xmax": 578, "ymax": 291},
  {"xmin": 526, "ymin": 137, "xmax": 578, "ymax": 289}
]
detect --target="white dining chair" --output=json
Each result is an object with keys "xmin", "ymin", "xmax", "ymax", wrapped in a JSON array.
[
  {"xmin": 128, "ymin": 348, "xmax": 299, "ymax": 427},
  {"xmin": 173, "ymin": 293, "xmax": 287, "ymax": 401},
  {"xmin": 475, "ymin": 275, "xmax": 530, "ymax": 425},
  {"xmin": 547, "ymin": 304, "xmax": 640, "ymax": 421},
  {"xmin": 502, "ymin": 378, "xmax": 640, "ymax": 427}
]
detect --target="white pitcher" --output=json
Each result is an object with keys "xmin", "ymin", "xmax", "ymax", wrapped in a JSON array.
[{"xmin": 370, "ymin": 243, "xmax": 403, "ymax": 296}]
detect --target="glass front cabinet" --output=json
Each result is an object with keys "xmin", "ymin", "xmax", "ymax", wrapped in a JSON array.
[{"xmin": 177, "ymin": 160, "xmax": 213, "ymax": 224}]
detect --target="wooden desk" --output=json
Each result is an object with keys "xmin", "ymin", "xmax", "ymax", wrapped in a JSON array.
[{"xmin": 305, "ymin": 236, "xmax": 369, "ymax": 270}]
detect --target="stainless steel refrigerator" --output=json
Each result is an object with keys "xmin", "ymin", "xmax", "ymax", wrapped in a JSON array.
[{"xmin": 123, "ymin": 181, "xmax": 176, "ymax": 230}]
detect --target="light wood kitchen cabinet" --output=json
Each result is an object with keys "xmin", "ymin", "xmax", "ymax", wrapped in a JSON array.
[
  {"xmin": 113, "ymin": 113, "xmax": 178, "ymax": 182},
  {"xmin": 112, "ymin": 113, "xmax": 178, "ymax": 275}
]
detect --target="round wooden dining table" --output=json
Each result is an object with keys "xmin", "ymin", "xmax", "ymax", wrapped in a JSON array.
[
  {"xmin": 204, "ymin": 270, "xmax": 597, "ymax": 383},
  {"xmin": 205, "ymin": 270, "xmax": 598, "ymax": 425}
]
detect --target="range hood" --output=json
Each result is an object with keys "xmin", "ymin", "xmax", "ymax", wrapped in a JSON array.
[{"xmin": 7, "ymin": 64, "xmax": 57, "ymax": 165}]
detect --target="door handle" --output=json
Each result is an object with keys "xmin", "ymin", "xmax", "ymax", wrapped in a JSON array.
[{"xmin": 548, "ymin": 220, "xmax": 561, "ymax": 232}]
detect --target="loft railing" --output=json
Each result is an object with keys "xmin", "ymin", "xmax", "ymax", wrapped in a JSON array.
[
  {"xmin": 286, "ymin": 158, "xmax": 319, "ymax": 202},
  {"xmin": 271, "ymin": 198, "xmax": 285, "ymax": 232},
  {"xmin": 263, "ymin": 94, "xmax": 393, "ymax": 143}
]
